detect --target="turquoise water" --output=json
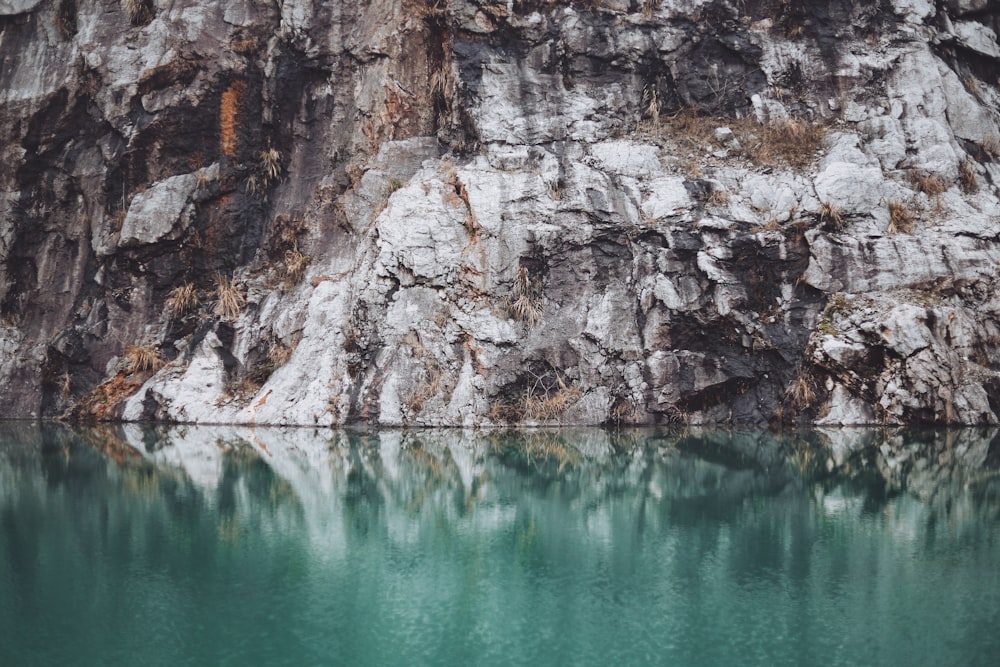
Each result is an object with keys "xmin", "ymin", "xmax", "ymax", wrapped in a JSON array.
[{"xmin": 2, "ymin": 425, "xmax": 999, "ymax": 666}]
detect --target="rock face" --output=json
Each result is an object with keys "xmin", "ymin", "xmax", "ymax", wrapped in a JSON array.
[{"xmin": 1, "ymin": 0, "xmax": 999, "ymax": 426}]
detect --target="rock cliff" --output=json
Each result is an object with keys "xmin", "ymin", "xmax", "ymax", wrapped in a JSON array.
[{"xmin": 1, "ymin": 0, "xmax": 999, "ymax": 425}]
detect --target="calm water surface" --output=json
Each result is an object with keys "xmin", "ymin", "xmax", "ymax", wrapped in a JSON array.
[{"xmin": 1, "ymin": 424, "xmax": 999, "ymax": 666}]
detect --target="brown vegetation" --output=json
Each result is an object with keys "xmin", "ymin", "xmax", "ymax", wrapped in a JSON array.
[
  {"xmin": 911, "ymin": 172, "xmax": 946, "ymax": 197},
  {"xmin": 165, "ymin": 283, "xmax": 199, "ymax": 317},
  {"xmin": 72, "ymin": 374, "xmax": 143, "ymax": 422},
  {"xmin": 214, "ymin": 274, "xmax": 246, "ymax": 321},
  {"xmin": 280, "ymin": 248, "xmax": 311, "ymax": 287},
  {"xmin": 785, "ymin": 374, "xmax": 815, "ymax": 410},
  {"xmin": 959, "ymin": 159, "xmax": 978, "ymax": 193},
  {"xmin": 658, "ymin": 111, "xmax": 826, "ymax": 169},
  {"xmin": 122, "ymin": 0, "xmax": 154, "ymax": 26},
  {"xmin": 887, "ymin": 200, "xmax": 913, "ymax": 234},
  {"xmin": 504, "ymin": 267, "xmax": 542, "ymax": 325},
  {"xmin": 123, "ymin": 346, "xmax": 164, "ymax": 374},
  {"xmin": 489, "ymin": 369, "xmax": 582, "ymax": 424},
  {"xmin": 220, "ymin": 80, "xmax": 245, "ymax": 157},
  {"xmin": 819, "ymin": 201, "xmax": 843, "ymax": 229}
]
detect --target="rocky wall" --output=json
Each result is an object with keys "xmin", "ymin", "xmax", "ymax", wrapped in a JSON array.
[{"xmin": 1, "ymin": 0, "xmax": 999, "ymax": 425}]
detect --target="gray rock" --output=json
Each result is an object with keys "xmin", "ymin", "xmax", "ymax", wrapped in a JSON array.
[
  {"xmin": 0, "ymin": 0, "xmax": 41, "ymax": 15},
  {"xmin": 813, "ymin": 163, "xmax": 885, "ymax": 215},
  {"xmin": 1, "ymin": 0, "xmax": 999, "ymax": 427},
  {"xmin": 118, "ymin": 173, "xmax": 200, "ymax": 248}
]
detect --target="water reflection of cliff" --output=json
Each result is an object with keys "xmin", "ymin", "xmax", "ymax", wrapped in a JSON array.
[{"xmin": 3, "ymin": 424, "xmax": 998, "ymax": 544}]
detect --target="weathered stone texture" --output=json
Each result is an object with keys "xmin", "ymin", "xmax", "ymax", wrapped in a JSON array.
[{"xmin": 0, "ymin": 0, "xmax": 999, "ymax": 425}]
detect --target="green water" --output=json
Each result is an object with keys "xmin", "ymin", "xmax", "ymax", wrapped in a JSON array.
[{"xmin": 1, "ymin": 425, "xmax": 999, "ymax": 666}]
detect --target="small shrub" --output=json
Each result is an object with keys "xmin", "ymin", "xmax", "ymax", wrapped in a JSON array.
[
  {"xmin": 706, "ymin": 190, "xmax": 730, "ymax": 207},
  {"xmin": 121, "ymin": 0, "xmax": 154, "ymax": 26},
  {"xmin": 911, "ymin": 172, "xmax": 946, "ymax": 197},
  {"xmin": 281, "ymin": 248, "xmax": 311, "ymax": 287},
  {"xmin": 165, "ymin": 283, "xmax": 199, "ymax": 317},
  {"xmin": 959, "ymin": 159, "xmax": 978, "ymax": 193},
  {"xmin": 259, "ymin": 148, "xmax": 281, "ymax": 184},
  {"xmin": 214, "ymin": 275, "xmax": 246, "ymax": 321},
  {"xmin": 642, "ymin": 84, "xmax": 661, "ymax": 129},
  {"xmin": 504, "ymin": 267, "xmax": 543, "ymax": 325},
  {"xmin": 639, "ymin": 0, "xmax": 663, "ymax": 18},
  {"xmin": 980, "ymin": 137, "xmax": 1000, "ymax": 159},
  {"xmin": 887, "ymin": 200, "xmax": 913, "ymax": 234},
  {"xmin": 267, "ymin": 339, "xmax": 294, "ymax": 368},
  {"xmin": 819, "ymin": 201, "xmax": 843, "ymax": 229},
  {"xmin": 245, "ymin": 173, "xmax": 261, "ymax": 196},
  {"xmin": 750, "ymin": 118, "xmax": 826, "ymax": 168},
  {"xmin": 124, "ymin": 346, "xmax": 164, "ymax": 374},
  {"xmin": 786, "ymin": 374, "xmax": 815, "ymax": 410}
]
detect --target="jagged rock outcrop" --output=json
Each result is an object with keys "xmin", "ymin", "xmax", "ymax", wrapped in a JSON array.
[{"xmin": 1, "ymin": 0, "xmax": 999, "ymax": 425}]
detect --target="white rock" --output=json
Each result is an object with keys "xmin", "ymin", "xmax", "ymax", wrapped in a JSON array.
[
  {"xmin": 937, "ymin": 63, "xmax": 1000, "ymax": 144},
  {"xmin": 953, "ymin": 20, "xmax": 1000, "ymax": 59},
  {"xmin": 813, "ymin": 162, "xmax": 884, "ymax": 215},
  {"xmin": 879, "ymin": 304, "xmax": 933, "ymax": 357},
  {"xmin": 0, "ymin": 0, "xmax": 42, "ymax": 14},
  {"xmin": 589, "ymin": 141, "xmax": 660, "ymax": 179},
  {"xmin": 641, "ymin": 176, "xmax": 691, "ymax": 220},
  {"xmin": 890, "ymin": 0, "xmax": 934, "ymax": 22},
  {"xmin": 817, "ymin": 385, "xmax": 877, "ymax": 425}
]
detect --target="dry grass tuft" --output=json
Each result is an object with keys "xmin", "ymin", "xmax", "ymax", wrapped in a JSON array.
[
  {"xmin": 267, "ymin": 339, "xmax": 294, "ymax": 368},
  {"xmin": 785, "ymin": 374, "xmax": 815, "ymax": 410},
  {"xmin": 523, "ymin": 384, "xmax": 583, "ymax": 422},
  {"xmin": 229, "ymin": 35, "xmax": 261, "ymax": 54},
  {"xmin": 220, "ymin": 80, "xmax": 244, "ymax": 157},
  {"xmin": 706, "ymin": 189, "xmax": 730, "ymax": 207},
  {"xmin": 109, "ymin": 209, "xmax": 127, "ymax": 231},
  {"xmin": 405, "ymin": 368, "xmax": 444, "ymax": 417},
  {"xmin": 981, "ymin": 137, "xmax": 1000, "ymax": 159},
  {"xmin": 489, "ymin": 368, "xmax": 582, "ymax": 424},
  {"xmin": 749, "ymin": 118, "xmax": 826, "ymax": 168},
  {"xmin": 819, "ymin": 201, "xmax": 844, "ymax": 229},
  {"xmin": 911, "ymin": 172, "xmax": 947, "ymax": 197},
  {"xmin": 165, "ymin": 283, "xmax": 199, "ymax": 317},
  {"xmin": 122, "ymin": 0, "xmax": 154, "ymax": 26},
  {"xmin": 259, "ymin": 148, "xmax": 281, "ymax": 184},
  {"xmin": 887, "ymin": 200, "xmax": 914, "ymax": 234},
  {"xmin": 214, "ymin": 274, "xmax": 246, "ymax": 321},
  {"xmin": 504, "ymin": 267, "xmax": 543, "ymax": 325},
  {"xmin": 640, "ymin": 0, "xmax": 663, "ymax": 18},
  {"xmin": 123, "ymin": 346, "xmax": 164, "ymax": 374},
  {"xmin": 642, "ymin": 85, "xmax": 661, "ymax": 129},
  {"xmin": 657, "ymin": 111, "xmax": 826, "ymax": 169},
  {"xmin": 959, "ymin": 159, "xmax": 978, "ymax": 193},
  {"xmin": 281, "ymin": 248, "xmax": 311, "ymax": 287}
]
